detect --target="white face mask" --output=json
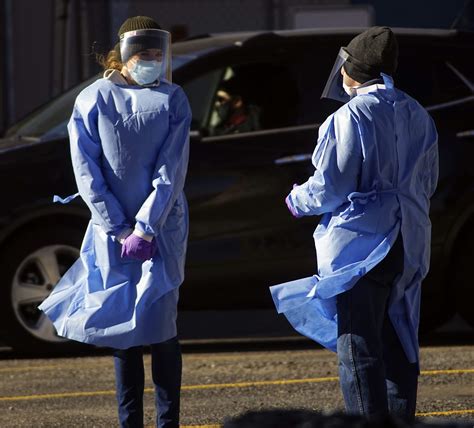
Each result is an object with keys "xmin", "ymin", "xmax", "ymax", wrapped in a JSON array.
[
  {"xmin": 129, "ymin": 60, "xmax": 162, "ymax": 86},
  {"xmin": 343, "ymin": 82, "xmax": 359, "ymax": 97}
]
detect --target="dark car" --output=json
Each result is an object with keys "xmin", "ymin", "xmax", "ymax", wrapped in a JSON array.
[{"xmin": 1, "ymin": 28, "xmax": 473, "ymax": 353}]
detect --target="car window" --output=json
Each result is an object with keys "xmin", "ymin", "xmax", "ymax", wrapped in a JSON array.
[
  {"xmin": 181, "ymin": 69, "xmax": 223, "ymax": 131},
  {"xmin": 292, "ymin": 51, "xmax": 344, "ymax": 126},
  {"xmin": 202, "ymin": 62, "xmax": 300, "ymax": 136},
  {"xmin": 395, "ymin": 56, "xmax": 472, "ymax": 107},
  {"xmin": 452, "ymin": 60, "xmax": 474, "ymax": 85},
  {"xmin": 6, "ymin": 55, "xmax": 193, "ymax": 139},
  {"xmin": 6, "ymin": 75, "xmax": 98, "ymax": 139},
  {"xmin": 432, "ymin": 62, "xmax": 472, "ymax": 104},
  {"xmin": 395, "ymin": 56, "xmax": 434, "ymax": 105}
]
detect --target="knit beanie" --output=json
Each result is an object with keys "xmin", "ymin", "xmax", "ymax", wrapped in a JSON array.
[
  {"xmin": 343, "ymin": 26, "xmax": 398, "ymax": 84},
  {"xmin": 115, "ymin": 16, "xmax": 162, "ymax": 61},
  {"xmin": 118, "ymin": 16, "xmax": 161, "ymax": 37}
]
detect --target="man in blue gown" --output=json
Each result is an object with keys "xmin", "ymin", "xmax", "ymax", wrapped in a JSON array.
[{"xmin": 270, "ymin": 27, "xmax": 438, "ymax": 420}]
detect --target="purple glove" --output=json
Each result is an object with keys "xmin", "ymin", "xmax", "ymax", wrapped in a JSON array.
[
  {"xmin": 121, "ymin": 233, "xmax": 157, "ymax": 261},
  {"xmin": 285, "ymin": 195, "xmax": 301, "ymax": 218}
]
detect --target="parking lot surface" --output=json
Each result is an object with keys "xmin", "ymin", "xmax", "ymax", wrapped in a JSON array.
[{"xmin": 0, "ymin": 340, "xmax": 472, "ymax": 427}]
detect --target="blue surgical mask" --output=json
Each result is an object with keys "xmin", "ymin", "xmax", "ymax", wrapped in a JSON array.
[{"xmin": 129, "ymin": 60, "xmax": 162, "ymax": 86}]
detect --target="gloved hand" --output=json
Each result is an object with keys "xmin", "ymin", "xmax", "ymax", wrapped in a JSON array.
[
  {"xmin": 286, "ymin": 184, "xmax": 302, "ymax": 218},
  {"xmin": 285, "ymin": 195, "xmax": 301, "ymax": 218},
  {"xmin": 121, "ymin": 232, "xmax": 157, "ymax": 261},
  {"xmin": 117, "ymin": 228, "xmax": 133, "ymax": 244}
]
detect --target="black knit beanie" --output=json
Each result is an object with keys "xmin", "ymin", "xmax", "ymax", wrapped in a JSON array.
[
  {"xmin": 343, "ymin": 26, "xmax": 398, "ymax": 84},
  {"xmin": 115, "ymin": 16, "xmax": 161, "ymax": 61},
  {"xmin": 118, "ymin": 16, "xmax": 161, "ymax": 37}
]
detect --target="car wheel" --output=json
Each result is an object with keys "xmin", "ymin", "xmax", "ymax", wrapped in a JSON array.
[
  {"xmin": 0, "ymin": 223, "xmax": 90, "ymax": 354},
  {"xmin": 452, "ymin": 226, "xmax": 474, "ymax": 327}
]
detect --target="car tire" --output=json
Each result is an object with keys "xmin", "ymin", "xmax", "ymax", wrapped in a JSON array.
[{"xmin": 0, "ymin": 222, "xmax": 91, "ymax": 354}]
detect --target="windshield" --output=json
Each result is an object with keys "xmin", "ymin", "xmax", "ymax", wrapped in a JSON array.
[{"xmin": 5, "ymin": 54, "xmax": 194, "ymax": 140}]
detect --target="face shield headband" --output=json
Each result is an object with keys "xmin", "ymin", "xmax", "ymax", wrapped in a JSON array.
[
  {"xmin": 321, "ymin": 47, "xmax": 385, "ymax": 102},
  {"xmin": 320, "ymin": 47, "xmax": 351, "ymax": 103},
  {"xmin": 120, "ymin": 29, "xmax": 172, "ymax": 84}
]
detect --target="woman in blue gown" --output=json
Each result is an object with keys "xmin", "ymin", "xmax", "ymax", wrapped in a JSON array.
[{"xmin": 40, "ymin": 16, "xmax": 191, "ymax": 427}]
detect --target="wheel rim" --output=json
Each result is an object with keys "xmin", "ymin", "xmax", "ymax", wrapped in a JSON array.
[{"xmin": 11, "ymin": 245, "xmax": 80, "ymax": 343}]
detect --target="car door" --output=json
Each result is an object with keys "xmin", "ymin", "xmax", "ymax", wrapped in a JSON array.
[
  {"xmin": 395, "ymin": 42, "xmax": 474, "ymax": 329},
  {"xmin": 179, "ymin": 47, "xmax": 341, "ymax": 310}
]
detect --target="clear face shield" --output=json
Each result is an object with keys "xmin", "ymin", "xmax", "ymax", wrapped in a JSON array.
[
  {"xmin": 320, "ymin": 47, "xmax": 351, "ymax": 103},
  {"xmin": 120, "ymin": 29, "xmax": 172, "ymax": 85}
]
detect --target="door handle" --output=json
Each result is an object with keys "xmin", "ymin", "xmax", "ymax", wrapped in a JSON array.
[
  {"xmin": 274, "ymin": 153, "xmax": 312, "ymax": 165},
  {"xmin": 457, "ymin": 130, "xmax": 474, "ymax": 139}
]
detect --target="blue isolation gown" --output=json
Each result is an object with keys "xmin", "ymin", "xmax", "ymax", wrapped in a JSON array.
[
  {"xmin": 270, "ymin": 74, "xmax": 438, "ymax": 364},
  {"xmin": 39, "ymin": 73, "xmax": 191, "ymax": 349}
]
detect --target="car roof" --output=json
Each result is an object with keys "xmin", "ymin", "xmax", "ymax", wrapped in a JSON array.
[{"xmin": 173, "ymin": 27, "xmax": 473, "ymax": 56}]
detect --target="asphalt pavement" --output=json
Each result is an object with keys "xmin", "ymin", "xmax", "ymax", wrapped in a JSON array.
[{"xmin": 0, "ymin": 337, "xmax": 473, "ymax": 427}]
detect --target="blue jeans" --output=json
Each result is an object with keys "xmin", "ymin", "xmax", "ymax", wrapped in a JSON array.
[
  {"xmin": 336, "ymin": 237, "xmax": 418, "ymax": 422},
  {"xmin": 113, "ymin": 336, "xmax": 182, "ymax": 428}
]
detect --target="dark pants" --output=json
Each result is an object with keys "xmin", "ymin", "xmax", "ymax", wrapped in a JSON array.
[
  {"xmin": 113, "ymin": 336, "xmax": 182, "ymax": 428},
  {"xmin": 336, "ymin": 236, "xmax": 418, "ymax": 422}
]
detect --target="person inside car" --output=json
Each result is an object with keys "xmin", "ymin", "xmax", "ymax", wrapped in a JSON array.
[{"xmin": 213, "ymin": 76, "xmax": 261, "ymax": 135}]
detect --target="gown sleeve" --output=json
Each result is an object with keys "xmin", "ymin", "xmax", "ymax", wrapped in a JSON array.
[
  {"xmin": 68, "ymin": 97, "xmax": 131, "ymax": 236},
  {"xmin": 287, "ymin": 108, "xmax": 363, "ymax": 217},
  {"xmin": 425, "ymin": 118, "xmax": 439, "ymax": 199},
  {"xmin": 134, "ymin": 86, "xmax": 192, "ymax": 236}
]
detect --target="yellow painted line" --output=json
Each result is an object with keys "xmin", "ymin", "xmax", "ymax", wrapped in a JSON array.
[
  {"xmin": 0, "ymin": 365, "xmax": 62, "ymax": 373},
  {"xmin": 0, "ymin": 362, "xmax": 112, "ymax": 373},
  {"xmin": 0, "ymin": 377, "xmax": 339, "ymax": 402},
  {"xmin": 0, "ymin": 369, "xmax": 472, "ymax": 402},
  {"xmin": 1, "ymin": 363, "xmax": 471, "ymax": 376},
  {"xmin": 0, "ymin": 389, "xmax": 117, "ymax": 401},
  {"xmin": 1, "ymin": 355, "xmax": 471, "ymax": 376},
  {"xmin": 179, "ymin": 369, "xmax": 474, "ymax": 391},
  {"xmin": 0, "ymin": 366, "xmax": 71, "ymax": 373},
  {"xmin": 182, "ymin": 376, "xmax": 339, "ymax": 390},
  {"xmin": 416, "ymin": 409, "xmax": 474, "ymax": 417},
  {"xmin": 421, "ymin": 369, "xmax": 474, "ymax": 375}
]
